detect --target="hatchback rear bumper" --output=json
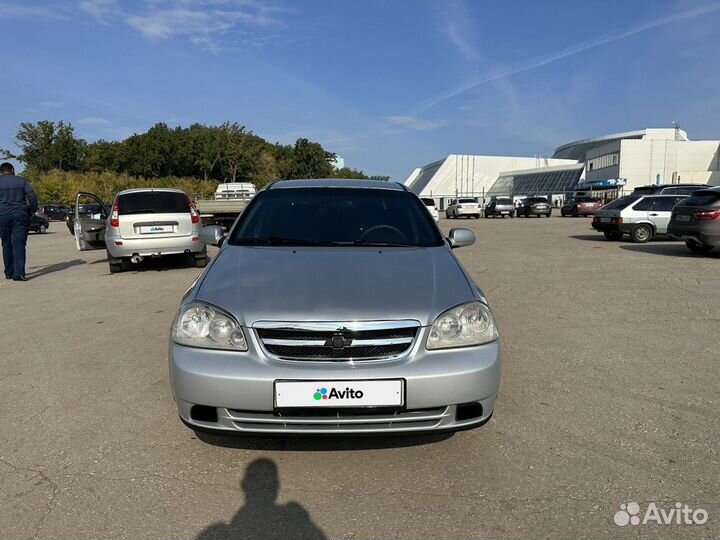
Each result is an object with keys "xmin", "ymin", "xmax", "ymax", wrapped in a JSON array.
[{"xmin": 106, "ymin": 234, "xmax": 204, "ymax": 258}]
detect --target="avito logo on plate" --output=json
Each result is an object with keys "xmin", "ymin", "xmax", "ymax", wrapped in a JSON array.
[{"xmin": 313, "ymin": 387, "xmax": 365, "ymax": 400}]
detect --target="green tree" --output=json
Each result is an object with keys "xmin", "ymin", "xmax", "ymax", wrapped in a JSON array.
[
  {"xmin": 1, "ymin": 121, "xmax": 85, "ymax": 172},
  {"xmin": 289, "ymin": 138, "xmax": 335, "ymax": 179}
]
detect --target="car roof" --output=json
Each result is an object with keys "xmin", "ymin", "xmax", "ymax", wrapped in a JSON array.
[
  {"xmin": 116, "ymin": 188, "xmax": 187, "ymax": 196},
  {"xmin": 267, "ymin": 179, "xmax": 406, "ymax": 191}
]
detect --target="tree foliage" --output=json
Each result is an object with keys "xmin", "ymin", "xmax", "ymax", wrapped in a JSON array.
[{"xmin": 3, "ymin": 120, "xmax": 386, "ymax": 189}]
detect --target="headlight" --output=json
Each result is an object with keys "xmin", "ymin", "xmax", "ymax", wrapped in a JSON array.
[
  {"xmin": 172, "ymin": 302, "xmax": 247, "ymax": 351},
  {"xmin": 426, "ymin": 301, "xmax": 498, "ymax": 350}
]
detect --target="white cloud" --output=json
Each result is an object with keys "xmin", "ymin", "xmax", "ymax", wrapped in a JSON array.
[
  {"xmin": 77, "ymin": 117, "xmax": 111, "ymax": 126},
  {"xmin": 435, "ymin": 0, "xmax": 478, "ymax": 62},
  {"xmin": 79, "ymin": 0, "xmax": 119, "ymax": 22},
  {"xmin": 39, "ymin": 101, "xmax": 65, "ymax": 109},
  {"xmin": 385, "ymin": 116, "xmax": 447, "ymax": 132},
  {"xmin": 0, "ymin": 3, "xmax": 69, "ymax": 20},
  {"xmin": 415, "ymin": 2, "xmax": 720, "ymax": 115}
]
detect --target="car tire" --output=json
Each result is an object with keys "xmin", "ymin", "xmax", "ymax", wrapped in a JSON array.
[
  {"xmin": 604, "ymin": 232, "xmax": 623, "ymax": 241},
  {"xmin": 685, "ymin": 240, "xmax": 714, "ymax": 254},
  {"xmin": 194, "ymin": 255, "xmax": 209, "ymax": 268},
  {"xmin": 572, "ymin": 208, "xmax": 578, "ymax": 217},
  {"xmin": 39, "ymin": 224, "xmax": 47, "ymax": 234},
  {"xmin": 630, "ymin": 224, "xmax": 653, "ymax": 243}
]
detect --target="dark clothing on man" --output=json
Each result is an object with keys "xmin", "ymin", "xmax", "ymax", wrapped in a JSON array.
[{"xmin": 0, "ymin": 174, "xmax": 38, "ymax": 279}]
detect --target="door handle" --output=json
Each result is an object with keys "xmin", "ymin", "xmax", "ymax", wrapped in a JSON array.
[{"xmin": 649, "ymin": 213, "xmax": 659, "ymax": 216}]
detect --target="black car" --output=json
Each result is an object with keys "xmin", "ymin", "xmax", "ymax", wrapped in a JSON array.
[
  {"xmin": 668, "ymin": 186, "xmax": 720, "ymax": 254},
  {"xmin": 40, "ymin": 205, "xmax": 71, "ymax": 221},
  {"xmin": 632, "ymin": 184, "xmax": 707, "ymax": 196},
  {"xmin": 516, "ymin": 197, "xmax": 552, "ymax": 217},
  {"xmin": 30, "ymin": 213, "xmax": 49, "ymax": 234}
]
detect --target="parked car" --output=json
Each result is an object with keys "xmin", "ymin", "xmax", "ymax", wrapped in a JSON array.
[
  {"xmin": 592, "ymin": 194, "xmax": 688, "ymax": 242},
  {"xmin": 560, "ymin": 196, "xmax": 602, "ymax": 217},
  {"xmin": 39, "ymin": 205, "xmax": 70, "ymax": 221},
  {"xmin": 73, "ymin": 188, "xmax": 207, "ymax": 273},
  {"xmin": 170, "ymin": 179, "xmax": 500, "ymax": 436},
  {"xmin": 516, "ymin": 197, "xmax": 552, "ymax": 217},
  {"xmin": 668, "ymin": 186, "xmax": 720, "ymax": 254},
  {"xmin": 29, "ymin": 213, "xmax": 49, "ymax": 234},
  {"xmin": 484, "ymin": 197, "xmax": 514, "ymax": 218},
  {"xmin": 446, "ymin": 197, "xmax": 480, "ymax": 219},
  {"xmin": 421, "ymin": 197, "xmax": 439, "ymax": 221},
  {"xmin": 632, "ymin": 184, "xmax": 708, "ymax": 196}
]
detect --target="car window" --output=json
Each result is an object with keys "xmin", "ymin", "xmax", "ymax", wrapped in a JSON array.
[
  {"xmin": 632, "ymin": 186, "xmax": 656, "ymax": 195},
  {"xmin": 496, "ymin": 198, "xmax": 512, "ymax": 204},
  {"xmin": 117, "ymin": 191, "xmax": 189, "ymax": 215},
  {"xmin": 602, "ymin": 195, "xmax": 640, "ymax": 210},
  {"xmin": 677, "ymin": 191, "xmax": 720, "ymax": 207},
  {"xmin": 529, "ymin": 197, "xmax": 548, "ymax": 203},
  {"xmin": 420, "ymin": 198, "xmax": 435, "ymax": 207},
  {"xmin": 632, "ymin": 198, "xmax": 653, "ymax": 211},
  {"xmin": 458, "ymin": 198, "xmax": 477, "ymax": 204},
  {"xmin": 651, "ymin": 197, "xmax": 681, "ymax": 212},
  {"xmin": 230, "ymin": 188, "xmax": 443, "ymax": 247}
]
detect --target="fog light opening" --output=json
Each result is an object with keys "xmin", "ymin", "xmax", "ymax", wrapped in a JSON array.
[
  {"xmin": 455, "ymin": 402, "xmax": 483, "ymax": 422},
  {"xmin": 190, "ymin": 405, "xmax": 218, "ymax": 423}
]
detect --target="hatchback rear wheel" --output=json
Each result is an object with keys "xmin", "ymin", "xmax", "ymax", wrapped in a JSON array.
[{"xmin": 631, "ymin": 224, "xmax": 653, "ymax": 243}]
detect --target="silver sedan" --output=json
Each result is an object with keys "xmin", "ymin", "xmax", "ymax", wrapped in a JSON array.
[{"xmin": 169, "ymin": 179, "xmax": 501, "ymax": 435}]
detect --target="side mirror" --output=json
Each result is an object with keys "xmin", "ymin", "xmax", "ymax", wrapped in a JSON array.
[
  {"xmin": 448, "ymin": 228, "xmax": 475, "ymax": 249},
  {"xmin": 199, "ymin": 225, "xmax": 226, "ymax": 247}
]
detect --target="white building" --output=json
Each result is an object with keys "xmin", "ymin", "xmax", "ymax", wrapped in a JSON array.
[
  {"xmin": 405, "ymin": 128, "xmax": 720, "ymax": 207},
  {"xmin": 404, "ymin": 154, "xmax": 575, "ymax": 203}
]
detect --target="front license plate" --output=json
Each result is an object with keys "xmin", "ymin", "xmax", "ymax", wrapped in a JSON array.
[
  {"xmin": 675, "ymin": 214, "xmax": 691, "ymax": 222},
  {"xmin": 140, "ymin": 225, "xmax": 170, "ymax": 234},
  {"xmin": 600, "ymin": 217, "xmax": 611, "ymax": 223},
  {"xmin": 275, "ymin": 380, "xmax": 404, "ymax": 408}
]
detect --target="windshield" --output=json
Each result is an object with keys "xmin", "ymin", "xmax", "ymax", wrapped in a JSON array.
[
  {"xmin": 420, "ymin": 198, "xmax": 435, "ymax": 207},
  {"xmin": 229, "ymin": 187, "xmax": 443, "ymax": 247},
  {"xmin": 676, "ymin": 191, "xmax": 720, "ymax": 207},
  {"xmin": 117, "ymin": 191, "xmax": 189, "ymax": 214},
  {"xmin": 458, "ymin": 198, "xmax": 477, "ymax": 204},
  {"xmin": 496, "ymin": 198, "xmax": 512, "ymax": 204},
  {"xmin": 602, "ymin": 195, "xmax": 640, "ymax": 210}
]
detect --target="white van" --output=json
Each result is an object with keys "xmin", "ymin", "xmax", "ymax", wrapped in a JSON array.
[{"xmin": 214, "ymin": 183, "xmax": 256, "ymax": 201}]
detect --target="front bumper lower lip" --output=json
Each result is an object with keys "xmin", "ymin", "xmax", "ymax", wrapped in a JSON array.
[{"xmin": 169, "ymin": 328, "xmax": 501, "ymax": 435}]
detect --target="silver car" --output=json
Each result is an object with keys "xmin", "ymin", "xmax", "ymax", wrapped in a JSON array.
[
  {"xmin": 169, "ymin": 179, "xmax": 501, "ymax": 436},
  {"xmin": 74, "ymin": 188, "xmax": 207, "ymax": 273},
  {"xmin": 592, "ymin": 194, "xmax": 688, "ymax": 242}
]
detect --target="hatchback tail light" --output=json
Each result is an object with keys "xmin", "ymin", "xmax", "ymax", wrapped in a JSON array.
[
  {"xmin": 187, "ymin": 195, "xmax": 200, "ymax": 224},
  {"xmin": 610, "ymin": 217, "xmax": 623, "ymax": 224},
  {"xmin": 110, "ymin": 201, "xmax": 119, "ymax": 228},
  {"xmin": 694, "ymin": 209, "xmax": 720, "ymax": 220}
]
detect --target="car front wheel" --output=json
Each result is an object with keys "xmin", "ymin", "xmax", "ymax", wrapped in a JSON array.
[{"xmin": 685, "ymin": 240, "xmax": 714, "ymax": 254}]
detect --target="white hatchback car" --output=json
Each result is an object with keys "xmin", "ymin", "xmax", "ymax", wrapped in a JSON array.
[
  {"xmin": 592, "ymin": 194, "xmax": 688, "ymax": 242},
  {"xmin": 74, "ymin": 188, "xmax": 207, "ymax": 272},
  {"xmin": 421, "ymin": 197, "xmax": 439, "ymax": 221}
]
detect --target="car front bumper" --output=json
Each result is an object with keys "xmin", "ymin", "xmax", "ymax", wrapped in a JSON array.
[
  {"xmin": 169, "ymin": 327, "xmax": 501, "ymax": 435},
  {"xmin": 106, "ymin": 234, "xmax": 204, "ymax": 258},
  {"xmin": 668, "ymin": 223, "xmax": 720, "ymax": 247}
]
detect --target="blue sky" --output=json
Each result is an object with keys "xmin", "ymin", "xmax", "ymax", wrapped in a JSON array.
[{"xmin": 1, "ymin": 0, "xmax": 720, "ymax": 181}]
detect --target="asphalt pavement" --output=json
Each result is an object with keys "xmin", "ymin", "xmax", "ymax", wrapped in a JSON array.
[{"xmin": 1, "ymin": 216, "xmax": 718, "ymax": 539}]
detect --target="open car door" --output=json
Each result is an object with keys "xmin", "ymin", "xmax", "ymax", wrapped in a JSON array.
[{"xmin": 74, "ymin": 192, "xmax": 108, "ymax": 251}]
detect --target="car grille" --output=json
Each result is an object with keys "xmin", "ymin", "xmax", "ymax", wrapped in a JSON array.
[
  {"xmin": 225, "ymin": 406, "xmax": 449, "ymax": 432},
  {"xmin": 254, "ymin": 321, "xmax": 420, "ymax": 361}
]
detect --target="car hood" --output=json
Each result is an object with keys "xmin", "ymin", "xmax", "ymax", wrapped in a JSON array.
[{"xmin": 195, "ymin": 246, "xmax": 476, "ymax": 326}]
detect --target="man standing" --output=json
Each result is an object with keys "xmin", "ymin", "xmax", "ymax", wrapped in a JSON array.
[{"xmin": 0, "ymin": 162, "xmax": 38, "ymax": 281}]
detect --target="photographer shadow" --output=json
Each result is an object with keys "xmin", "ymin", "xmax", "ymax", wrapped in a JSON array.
[{"xmin": 196, "ymin": 458, "xmax": 326, "ymax": 540}]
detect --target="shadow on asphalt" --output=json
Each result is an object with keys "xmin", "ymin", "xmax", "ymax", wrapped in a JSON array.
[
  {"xmin": 26, "ymin": 259, "xmax": 86, "ymax": 279},
  {"xmin": 568, "ymin": 234, "xmax": 607, "ymax": 242},
  {"xmin": 195, "ymin": 458, "xmax": 326, "ymax": 540},
  {"xmin": 618, "ymin": 244, "xmax": 720, "ymax": 258},
  {"xmin": 194, "ymin": 430, "xmax": 454, "ymax": 451},
  {"xmin": 89, "ymin": 253, "xmax": 208, "ymax": 272}
]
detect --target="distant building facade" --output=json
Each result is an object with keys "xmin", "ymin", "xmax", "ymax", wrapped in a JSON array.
[{"xmin": 404, "ymin": 128, "xmax": 720, "ymax": 207}]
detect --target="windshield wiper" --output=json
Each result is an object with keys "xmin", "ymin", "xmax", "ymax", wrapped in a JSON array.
[
  {"xmin": 235, "ymin": 236, "xmax": 332, "ymax": 246},
  {"xmin": 350, "ymin": 240, "xmax": 416, "ymax": 247}
]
